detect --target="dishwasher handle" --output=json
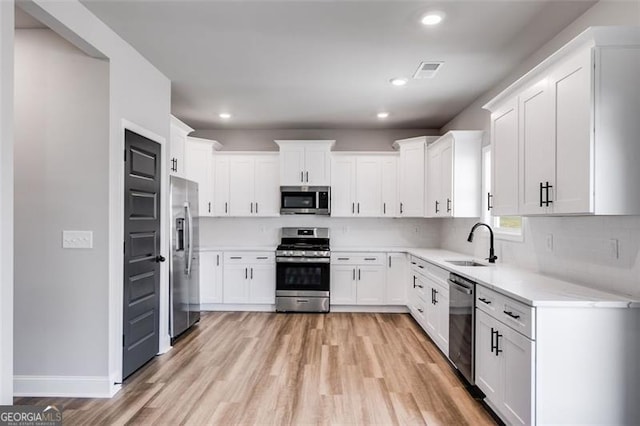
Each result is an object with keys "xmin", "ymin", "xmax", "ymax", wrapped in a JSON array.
[{"xmin": 448, "ymin": 279, "xmax": 473, "ymax": 295}]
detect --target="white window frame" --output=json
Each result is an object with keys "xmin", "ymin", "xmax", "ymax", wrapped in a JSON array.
[{"xmin": 482, "ymin": 145, "xmax": 524, "ymax": 242}]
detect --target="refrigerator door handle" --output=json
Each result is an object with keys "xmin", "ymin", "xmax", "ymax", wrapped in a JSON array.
[{"xmin": 185, "ymin": 202, "xmax": 194, "ymax": 276}]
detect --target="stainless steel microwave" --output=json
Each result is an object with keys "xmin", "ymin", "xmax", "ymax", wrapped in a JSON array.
[{"xmin": 280, "ymin": 186, "xmax": 330, "ymax": 215}]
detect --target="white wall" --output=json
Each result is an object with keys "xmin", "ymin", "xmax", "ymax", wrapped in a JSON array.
[
  {"xmin": 200, "ymin": 217, "xmax": 441, "ymax": 249},
  {"xmin": 191, "ymin": 128, "xmax": 439, "ymax": 151},
  {"xmin": 439, "ymin": 0, "xmax": 640, "ymax": 298},
  {"xmin": 15, "ymin": 28, "xmax": 109, "ymax": 377},
  {"xmin": 13, "ymin": 0, "xmax": 171, "ymax": 396},
  {"xmin": 0, "ymin": 0, "xmax": 14, "ymax": 406}
]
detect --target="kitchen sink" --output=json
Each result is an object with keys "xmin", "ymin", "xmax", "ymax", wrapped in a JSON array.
[{"xmin": 446, "ymin": 260, "xmax": 488, "ymax": 267}]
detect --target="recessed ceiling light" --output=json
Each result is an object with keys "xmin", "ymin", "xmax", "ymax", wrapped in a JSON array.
[
  {"xmin": 390, "ymin": 78, "xmax": 408, "ymax": 87},
  {"xmin": 421, "ymin": 13, "xmax": 444, "ymax": 26},
  {"xmin": 377, "ymin": 112, "xmax": 389, "ymax": 119},
  {"xmin": 219, "ymin": 113, "xmax": 231, "ymax": 119}
]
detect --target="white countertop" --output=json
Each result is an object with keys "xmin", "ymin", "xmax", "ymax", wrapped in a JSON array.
[
  {"xmin": 198, "ymin": 245, "xmax": 638, "ymax": 308},
  {"xmin": 404, "ymin": 248, "xmax": 639, "ymax": 309}
]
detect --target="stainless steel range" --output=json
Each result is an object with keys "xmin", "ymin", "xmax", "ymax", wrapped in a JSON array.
[{"xmin": 275, "ymin": 227, "xmax": 330, "ymax": 313}]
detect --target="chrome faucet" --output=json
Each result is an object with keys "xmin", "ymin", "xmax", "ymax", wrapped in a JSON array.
[{"xmin": 467, "ymin": 222, "xmax": 498, "ymax": 263}]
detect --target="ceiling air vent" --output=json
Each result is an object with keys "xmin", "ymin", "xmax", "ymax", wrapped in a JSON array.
[{"xmin": 413, "ymin": 61, "xmax": 443, "ymax": 79}]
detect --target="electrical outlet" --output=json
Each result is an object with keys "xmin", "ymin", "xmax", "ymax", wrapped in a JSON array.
[
  {"xmin": 609, "ymin": 238, "xmax": 619, "ymax": 259},
  {"xmin": 545, "ymin": 234, "xmax": 553, "ymax": 252},
  {"xmin": 62, "ymin": 230, "xmax": 93, "ymax": 249}
]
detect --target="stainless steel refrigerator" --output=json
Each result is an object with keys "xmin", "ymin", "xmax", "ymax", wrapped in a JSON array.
[{"xmin": 170, "ymin": 176, "xmax": 200, "ymax": 342}]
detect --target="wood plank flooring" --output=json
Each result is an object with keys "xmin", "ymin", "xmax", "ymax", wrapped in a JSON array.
[{"xmin": 15, "ymin": 312, "xmax": 496, "ymax": 425}]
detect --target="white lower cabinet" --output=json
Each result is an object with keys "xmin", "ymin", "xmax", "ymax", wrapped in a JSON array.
[
  {"xmin": 408, "ymin": 257, "xmax": 449, "ymax": 356},
  {"xmin": 330, "ymin": 253, "xmax": 386, "ymax": 305},
  {"xmin": 476, "ymin": 308, "xmax": 534, "ymax": 426},
  {"xmin": 199, "ymin": 251, "xmax": 223, "ymax": 304},
  {"xmin": 222, "ymin": 252, "xmax": 275, "ymax": 304},
  {"xmin": 385, "ymin": 253, "xmax": 407, "ymax": 305}
]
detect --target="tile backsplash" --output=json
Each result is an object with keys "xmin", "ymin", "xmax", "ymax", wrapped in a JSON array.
[{"xmin": 440, "ymin": 216, "xmax": 640, "ymax": 298}]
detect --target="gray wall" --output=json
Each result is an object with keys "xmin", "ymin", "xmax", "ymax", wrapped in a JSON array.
[
  {"xmin": 439, "ymin": 1, "xmax": 640, "ymax": 298},
  {"xmin": 0, "ymin": 0, "xmax": 14, "ymax": 405},
  {"xmin": 192, "ymin": 128, "xmax": 439, "ymax": 151},
  {"xmin": 14, "ymin": 29, "xmax": 109, "ymax": 376}
]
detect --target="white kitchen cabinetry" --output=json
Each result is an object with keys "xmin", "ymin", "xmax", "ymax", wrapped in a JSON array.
[
  {"xmin": 393, "ymin": 137, "xmax": 428, "ymax": 217},
  {"xmin": 185, "ymin": 137, "xmax": 221, "ymax": 217},
  {"xmin": 426, "ymin": 131, "xmax": 482, "ymax": 218},
  {"xmin": 381, "ymin": 157, "xmax": 398, "ymax": 217},
  {"xmin": 330, "ymin": 154, "xmax": 395, "ymax": 217},
  {"xmin": 490, "ymin": 98, "xmax": 519, "ymax": 215},
  {"xmin": 475, "ymin": 289, "xmax": 535, "ymax": 426},
  {"xmin": 214, "ymin": 154, "xmax": 280, "ymax": 217},
  {"xmin": 275, "ymin": 140, "xmax": 335, "ymax": 186},
  {"xmin": 222, "ymin": 253, "xmax": 275, "ymax": 304},
  {"xmin": 199, "ymin": 251, "xmax": 223, "ymax": 306},
  {"xmin": 484, "ymin": 27, "xmax": 640, "ymax": 215},
  {"xmin": 169, "ymin": 115, "xmax": 193, "ymax": 178},
  {"xmin": 330, "ymin": 254, "xmax": 386, "ymax": 305},
  {"xmin": 385, "ymin": 253, "xmax": 407, "ymax": 305},
  {"xmin": 408, "ymin": 257, "xmax": 449, "ymax": 356}
]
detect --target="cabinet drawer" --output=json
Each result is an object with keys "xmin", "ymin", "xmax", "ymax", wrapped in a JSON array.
[
  {"xmin": 426, "ymin": 262, "xmax": 449, "ymax": 287},
  {"xmin": 331, "ymin": 253, "xmax": 384, "ymax": 265},
  {"xmin": 476, "ymin": 285, "xmax": 535, "ymax": 340},
  {"xmin": 410, "ymin": 296, "xmax": 427, "ymax": 325},
  {"xmin": 409, "ymin": 256, "xmax": 428, "ymax": 274},
  {"xmin": 224, "ymin": 252, "xmax": 275, "ymax": 264},
  {"xmin": 411, "ymin": 273, "xmax": 428, "ymax": 301}
]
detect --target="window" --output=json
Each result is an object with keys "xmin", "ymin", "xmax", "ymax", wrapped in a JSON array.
[{"xmin": 482, "ymin": 146, "xmax": 524, "ymax": 241}]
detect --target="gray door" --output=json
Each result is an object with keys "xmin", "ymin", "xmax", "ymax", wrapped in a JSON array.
[{"xmin": 123, "ymin": 129, "xmax": 162, "ymax": 379}]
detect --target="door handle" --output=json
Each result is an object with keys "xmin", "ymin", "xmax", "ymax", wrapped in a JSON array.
[
  {"xmin": 490, "ymin": 327, "xmax": 496, "ymax": 354},
  {"xmin": 433, "ymin": 289, "xmax": 438, "ymax": 304},
  {"xmin": 216, "ymin": 254, "xmax": 220, "ymax": 266},
  {"xmin": 225, "ymin": 202, "xmax": 228, "ymax": 214},
  {"xmin": 388, "ymin": 256, "xmax": 391, "ymax": 268},
  {"xmin": 495, "ymin": 332, "xmax": 503, "ymax": 356},
  {"xmin": 478, "ymin": 297, "xmax": 491, "ymax": 305},
  {"xmin": 503, "ymin": 310, "xmax": 521, "ymax": 320},
  {"xmin": 544, "ymin": 181, "xmax": 553, "ymax": 206},
  {"xmin": 352, "ymin": 203, "xmax": 355, "ymax": 214},
  {"xmin": 539, "ymin": 182, "xmax": 544, "ymax": 207},
  {"xmin": 154, "ymin": 255, "xmax": 166, "ymax": 263}
]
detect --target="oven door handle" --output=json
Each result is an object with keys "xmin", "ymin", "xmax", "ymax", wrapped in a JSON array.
[
  {"xmin": 276, "ymin": 257, "xmax": 331, "ymax": 263},
  {"xmin": 448, "ymin": 280, "xmax": 473, "ymax": 295}
]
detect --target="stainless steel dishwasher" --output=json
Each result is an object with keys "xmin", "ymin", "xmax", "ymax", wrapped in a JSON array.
[{"xmin": 448, "ymin": 273, "xmax": 476, "ymax": 385}]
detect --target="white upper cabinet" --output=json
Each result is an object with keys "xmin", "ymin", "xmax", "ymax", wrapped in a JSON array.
[
  {"xmin": 185, "ymin": 136, "xmax": 221, "ymax": 217},
  {"xmin": 169, "ymin": 115, "xmax": 193, "ymax": 178},
  {"xmin": 330, "ymin": 154, "xmax": 393, "ymax": 217},
  {"xmin": 393, "ymin": 137, "xmax": 431, "ymax": 217},
  {"xmin": 275, "ymin": 140, "xmax": 335, "ymax": 186},
  {"xmin": 381, "ymin": 157, "xmax": 398, "ymax": 217},
  {"xmin": 214, "ymin": 154, "xmax": 280, "ymax": 217},
  {"xmin": 426, "ymin": 131, "xmax": 482, "ymax": 218},
  {"xmin": 485, "ymin": 27, "xmax": 640, "ymax": 216},
  {"xmin": 490, "ymin": 98, "xmax": 520, "ymax": 216}
]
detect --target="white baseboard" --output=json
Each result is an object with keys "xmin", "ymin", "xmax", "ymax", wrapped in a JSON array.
[
  {"xmin": 14, "ymin": 375, "xmax": 116, "ymax": 398},
  {"xmin": 331, "ymin": 305, "xmax": 410, "ymax": 313}
]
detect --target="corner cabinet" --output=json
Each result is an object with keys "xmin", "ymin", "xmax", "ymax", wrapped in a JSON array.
[
  {"xmin": 169, "ymin": 115, "xmax": 193, "ymax": 178},
  {"xmin": 485, "ymin": 27, "xmax": 640, "ymax": 216},
  {"xmin": 274, "ymin": 140, "xmax": 335, "ymax": 186},
  {"xmin": 185, "ymin": 136, "xmax": 221, "ymax": 217},
  {"xmin": 425, "ymin": 131, "xmax": 482, "ymax": 218}
]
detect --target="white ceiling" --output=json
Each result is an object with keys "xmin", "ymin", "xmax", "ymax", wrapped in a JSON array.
[{"xmin": 80, "ymin": 1, "xmax": 596, "ymax": 130}]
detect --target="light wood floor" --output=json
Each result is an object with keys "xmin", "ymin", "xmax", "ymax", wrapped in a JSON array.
[{"xmin": 16, "ymin": 312, "xmax": 496, "ymax": 425}]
